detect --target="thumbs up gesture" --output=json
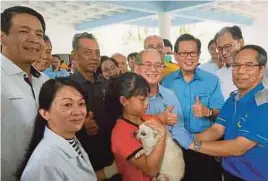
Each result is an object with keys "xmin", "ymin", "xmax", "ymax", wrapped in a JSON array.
[
  {"xmin": 192, "ymin": 96, "xmax": 210, "ymax": 118},
  {"xmin": 84, "ymin": 111, "xmax": 99, "ymax": 135},
  {"xmin": 157, "ymin": 105, "xmax": 178, "ymax": 126}
]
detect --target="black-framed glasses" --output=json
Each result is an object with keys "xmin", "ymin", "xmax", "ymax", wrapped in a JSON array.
[
  {"xmin": 178, "ymin": 52, "xmax": 199, "ymax": 58},
  {"xmin": 216, "ymin": 41, "xmax": 237, "ymax": 53},
  {"xmin": 231, "ymin": 63, "xmax": 261, "ymax": 71},
  {"xmin": 139, "ymin": 63, "xmax": 164, "ymax": 71}
]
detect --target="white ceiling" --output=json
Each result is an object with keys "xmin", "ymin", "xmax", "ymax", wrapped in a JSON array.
[
  {"xmin": 1, "ymin": 0, "xmax": 268, "ymax": 28},
  {"xmin": 1, "ymin": 1, "xmax": 127, "ymax": 25},
  {"xmin": 201, "ymin": 1, "xmax": 268, "ymax": 19}
]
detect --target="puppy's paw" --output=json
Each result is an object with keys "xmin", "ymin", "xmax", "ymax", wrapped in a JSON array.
[
  {"xmin": 135, "ymin": 149, "xmax": 146, "ymax": 159},
  {"xmin": 157, "ymin": 174, "xmax": 170, "ymax": 181}
]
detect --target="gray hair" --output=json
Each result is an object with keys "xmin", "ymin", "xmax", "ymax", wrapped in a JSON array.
[
  {"xmin": 72, "ymin": 32, "xmax": 97, "ymax": 50},
  {"xmin": 135, "ymin": 49, "xmax": 162, "ymax": 64}
]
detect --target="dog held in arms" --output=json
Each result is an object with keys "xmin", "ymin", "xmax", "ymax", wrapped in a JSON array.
[{"xmin": 135, "ymin": 123, "xmax": 185, "ymax": 181}]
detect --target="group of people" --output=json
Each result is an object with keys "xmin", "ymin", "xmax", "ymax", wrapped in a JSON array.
[{"xmin": 1, "ymin": 5, "xmax": 268, "ymax": 181}]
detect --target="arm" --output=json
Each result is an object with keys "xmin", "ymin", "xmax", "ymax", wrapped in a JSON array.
[
  {"xmin": 21, "ymin": 164, "xmax": 63, "ymax": 181},
  {"xmin": 129, "ymin": 133, "xmax": 167, "ymax": 177},
  {"xmin": 195, "ymin": 123, "xmax": 225, "ymax": 141},
  {"xmin": 189, "ymin": 136, "xmax": 257, "ymax": 157}
]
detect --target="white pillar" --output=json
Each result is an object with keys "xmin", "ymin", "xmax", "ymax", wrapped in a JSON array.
[{"xmin": 158, "ymin": 12, "xmax": 171, "ymax": 40}]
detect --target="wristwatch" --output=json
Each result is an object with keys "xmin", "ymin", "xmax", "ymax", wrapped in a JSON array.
[
  {"xmin": 193, "ymin": 140, "xmax": 202, "ymax": 151},
  {"xmin": 207, "ymin": 108, "xmax": 213, "ymax": 117}
]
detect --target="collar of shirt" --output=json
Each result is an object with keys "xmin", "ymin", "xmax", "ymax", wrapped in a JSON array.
[
  {"xmin": 175, "ymin": 68, "xmax": 203, "ymax": 81},
  {"xmin": 1, "ymin": 54, "xmax": 40, "ymax": 77},
  {"xmin": 149, "ymin": 84, "xmax": 165, "ymax": 100},
  {"xmin": 234, "ymin": 83, "xmax": 264, "ymax": 103},
  {"xmin": 71, "ymin": 71, "xmax": 102, "ymax": 84},
  {"xmin": 43, "ymin": 126, "xmax": 82, "ymax": 158}
]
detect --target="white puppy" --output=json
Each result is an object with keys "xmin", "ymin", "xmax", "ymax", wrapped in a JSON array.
[{"xmin": 135, "ymin": 124, "xmax": 185, "ymax": 181}]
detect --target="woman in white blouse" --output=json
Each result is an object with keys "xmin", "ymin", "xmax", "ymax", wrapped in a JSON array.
[{"xmin": 16, "ymin": 78, "xmax": 97, "ymax": 181}]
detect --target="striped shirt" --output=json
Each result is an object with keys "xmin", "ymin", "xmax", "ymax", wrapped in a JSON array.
[{"xmin": 67, "ymin": 137, "xmax": 83, "ymax": 158}]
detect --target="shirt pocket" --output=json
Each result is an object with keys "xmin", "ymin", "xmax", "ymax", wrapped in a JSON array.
[{"xmin": 198, "ymin": 93, "xmax": 210, "ymax": 107}]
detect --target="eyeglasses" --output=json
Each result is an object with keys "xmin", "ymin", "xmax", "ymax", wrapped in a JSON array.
[
  {"xmin": 139, "ymin": 63, "xmax": 164, "ymax": 71},
  {"xmin": 177, "ymin": 52, "xmax": 199, "ymax": 58},
  {"xmin": 216, "ymin": 41, "xmax": 237, "ymax": 53},
  {"xmin": 102, "ymin": 65, "xmax": 118, "ymax": 74},
  {"xmin": 231, "ymin": 63, "xmax": 261, "ymax": 71}
]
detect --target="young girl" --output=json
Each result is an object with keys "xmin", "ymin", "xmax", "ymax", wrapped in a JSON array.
[{"xmin": 106, "ymin": 72, "xmax": 167, "ymax": 181}]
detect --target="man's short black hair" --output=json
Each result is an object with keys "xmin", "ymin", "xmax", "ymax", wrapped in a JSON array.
[
  {"xmin": 214, "ymin": 25, "xmax": 243, "ymax": 43},
  {"xmin": 44, "ymin": 34, "xmax": 52, "ymax": 48},
  {"xmin": 1, "ymin": 6, "xmax": 46, "ymax": 35},
  {"xmin": 52, "ymin": 55, "xmax": 61, "ymax": 61},
  {"xmin": 174, "ymin": 34, "xmax": 201, "ymax": 53},
  {"xmin": 127, "ymin": 52, "xmax": 138, "ymax": 62},
  {"xmin": 238, "ymin": 45, "xmax": 267, "ymax": 66},
  {"xmin": 163, "ymin": 39, "xmax": 173, "ymax": 51},
  {"xmin": 208, "ymin": 39, "xmax": 215, "ymax": 49}
]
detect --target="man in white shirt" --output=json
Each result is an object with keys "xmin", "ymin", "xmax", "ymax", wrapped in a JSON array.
[
  {"xmin": 1, "ymin": 6, "xmax": 48, "ymax": 180},
  {"xmin": 215, "ymin": 26, "xmax": 244, "ymax": 100},
  {"xmin": 200, "ymin": 39, "xmax": 223, "ymax": 74}
]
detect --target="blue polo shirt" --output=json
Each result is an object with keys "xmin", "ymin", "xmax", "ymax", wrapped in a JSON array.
[
  {"xmin": 146, "ymin": 85, "xmax": 184, "ymax": 127},
  {"xmin": 162, "ymin": 68, "xmax": 224, "ymax": 133},
  {"xmin": 216, "ymin": 84, "xmax": 268, "ymax": 181},
  {"xmin": 44, "ymin": 67, "xmax": 69, "ymax": 79}
]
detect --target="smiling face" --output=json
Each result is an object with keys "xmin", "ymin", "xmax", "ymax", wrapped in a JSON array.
[
  {"xmin": 135, "ymin": 49, "xmax": 164, "ymax": 86},
  {"xmin": 74, "ymin": 38, "xmax": 101, "ymax": 73},
  {"xmin": 33, "ymin": 40, "xmax": 52, "ymax": 71},
  {"xmin": 216, "ymin": 32, "xmax": 243, "ymax": 66},
  {"xmin": 41, "ymin": 85, "xmax": 87, "ymax": 138},
  {"xmin": 175, "ymin": 40, "xmax": 200, "ymax": 74},
  {"xmin": 1, "ymin": 13, "xmax": 45, "ymax": 65},
  {"xmin": 101, "ymin": 59, "xmax": 120, "ymax": 80},
  {"xmin": 233, "ymin": 48, "xmax": 265, "ymax": 95}
]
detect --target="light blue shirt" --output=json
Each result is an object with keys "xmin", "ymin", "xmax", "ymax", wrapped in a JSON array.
[
  {"xmin": 146, "ymin": 85, "xmax": 184, "ymax": 127},
  {"xmin": 199, "ymin": 60, "xmax": 219, "ymax": 75},
  {"xmin": 162, "ymin": 68, "xmax": 224, "ymax": 133},
  {"xmin": 21, "ymin": 127, "xmax": 96, "ymax": 181},
  {"xmin": 44, "ymin": 67, "xmax": 69, "ymax": 79}
]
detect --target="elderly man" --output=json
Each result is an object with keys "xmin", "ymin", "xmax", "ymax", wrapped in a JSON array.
[
  {"xmin": 175, "ymin": 45, "xmax": 268, "ymax": 181},
  {"xmin": 134, "ymin": 48, "xmax": 184, "ymax": 127},
  {"xmin": 112, "ymin": 53, "xmax": 128, "ymax": 74},
  {"xmin": 162, "ymin": 34, "xmax": 224, "ymax": 181},
  {"xmin": 144, "ymin": 35, "xmax": 179, "ymax": 78},
  {"xmin": 1, "ymin": 6, "xmax": 49, "ymax": 180},
  {"xmin": 69, "ymin": 32, "xmax": 120, "ymax": 181}
]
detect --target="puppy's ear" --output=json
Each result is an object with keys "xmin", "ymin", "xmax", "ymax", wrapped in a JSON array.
[{"xmin": 153, "ymin": 130, "xmax": 162, "ymax": 139}]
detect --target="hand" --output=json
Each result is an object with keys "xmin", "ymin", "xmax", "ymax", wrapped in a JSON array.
[
  {"xmin": 172, "ymin": 127, "xmax": 194, "ymax": 149},
  {"xmin": 84, "ymin": 111, "xmax": 99, "ymax": 135},
  {"xmin": 157, "ymin": 105, "xmax": 177, "ymax": 126},
  {"xmin": 103, "ymin": 161, "xmax": 119, "ymax": 179},
  {"xmin": 144, "ymin": 119, "xmax": 167, "ymax": 137},
  {"xmin": 192, "ymin": 96, "xmax": 210, "ymax": 118}
]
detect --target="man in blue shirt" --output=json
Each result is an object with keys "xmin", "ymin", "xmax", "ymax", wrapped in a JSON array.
[
  {"xmin": 44, "ymin": 55, "xmax": 69, "ymax": 78},
  {"xmin": 134, "ymin": 49, "xmax": 184, "ymax": 127},
  {"xmin": 199, "ymin": 39, "xmax": 223, "ymax": 74},
  {"xmin": 175, "ymin": 45, "xmax": 268, "ymax": 181},
  {"xmin": 162, "ymin": 34, "xmax": 224, "ymax": 181}
]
